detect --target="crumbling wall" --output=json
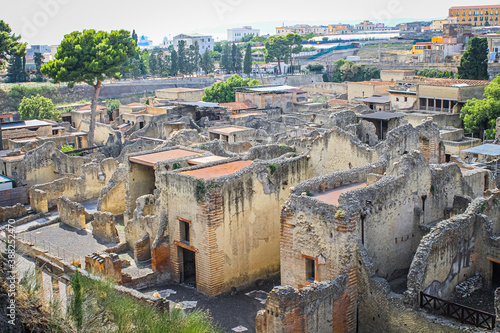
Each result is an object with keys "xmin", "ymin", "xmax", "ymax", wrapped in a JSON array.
[
  {"xmin": 97, "ymin": 165, "xmax": 127, "ymax": 215},
  {"xmin": 299, "ymin": 126, "xmax": 377, "ymax": 178},
  {"xmin": 29, "ymin": 158, "xmax": 118, "ymax": 212},
  {"xmin": 6, "ymin": 141, "xmax": 89, "ymax": 187},
  {"xmin": 406, "ymin": 194, "xmax": 500, "ymax": 305},
  {"xmin": 124, "ymin": 194, "xmax": 157, "ymax": 248},
  {"xmin": 78, "ymin": 120, "xmax": 122, "ymax": 144},
  {"xmin": 57, "ymin": 196, "xmax": 91, "ymax": 230},
  {"xmin": 245, "ymin": 144, "xmax": 295, "ymax": 161},
  {"xmin": 357, "ymin": 244, "xmax": 476, "ymax": 333},
  {"xmin": 0, "ymin": 203, "xmax": 28, "ymax": 222},
  {"xmin": 92, "ymin": 212, "xmax": 120, "ymax": 244},
  {"xmin": 256, "ymin": 275, "xmax": 349, "ymax": 333},
  {"xmin": 85, "ymin": 252, "xmax": 122, "ymax": 283}
]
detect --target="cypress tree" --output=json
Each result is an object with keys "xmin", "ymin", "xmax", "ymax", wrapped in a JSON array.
[
  {"xmin": 458, "ymin": 36, "xmax": 489, "ymax": 80},
  {"xmin": 244, "ymin": 44, "xmax": 252, "ymax": 75}
]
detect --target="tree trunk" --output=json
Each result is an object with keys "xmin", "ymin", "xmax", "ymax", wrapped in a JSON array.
[{"xmin": 88, "ymin": 81, "xmax": 102, "ymax": 148}]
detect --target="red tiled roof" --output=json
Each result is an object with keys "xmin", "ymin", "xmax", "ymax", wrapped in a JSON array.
[
  {"xmin": 129, "ymin": 149, "xmax": 198, "ymax": 167},
  {"xmin": 77, "ymin": 104, "xmax": 107, "ymax": 111},
  {"xmin": 182, "ymin": 160, "xmax": 253, "ymax": 180},
  {"xmin": 450, "ymin": 5, "xmax": 500, "ymax": 10}
]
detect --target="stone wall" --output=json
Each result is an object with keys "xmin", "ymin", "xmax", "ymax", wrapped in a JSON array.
[
  {"xmin": 260, "ymin": 74, "xmax": 323, "ymax": 86},
  {"xmin": 77, "ymin": 120, "xmax": 122, "ymax": 145},
  {"xmin": 57, "ymin": 196, "xmax": 91, "ymax": 230},
  {"xmin": 407, "ymin": 193, "xmax": 500, "ymax": 304},
  {"xmin": 29, "ymin": 158, "xmax": 118, "ymax": 213},
  {"xmin": 299, "ymin": 82, "xmax": 348, "ymax": 96},
  {"xmin": 0, "ymin": 203, "xmax": 28, "ymax": 222},
  {"xmin": 97, "ymin": 165, "xmax": 127, "ymax": 215},
  {"xmin": 357, "ymin": 245, "xmax": 476, "ymax": 333},
  {"xmin": 256, "ymin": 275, "xmax": 349, "ymax": 333},
  {"xmin": 1, "ymin": 141, "xmax": 90, "ymax": 187},
  {"xmin": 92, "ymin": 212, "xmax": 120, "ymax": 244}
]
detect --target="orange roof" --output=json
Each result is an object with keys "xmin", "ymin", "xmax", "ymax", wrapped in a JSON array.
[
  {"xmin": 182, "ymin": 160, "xmax": 253, "ymax": 180},
  {"xmin": 127, "ymin": 102, "xmax": 145, "ymax": 107},
  {"xmin": 219, "ymin": 101, "xmax": 255, "ymax": 110},
  {"xmin": 450, "ymin": 5, "xmax": 500, "ymax": 9},
  {"xmin": 420, "ymin": 78, "xmax": 490, "ymax": 87},
  {"xmin": 314, "ymin": 183, "xmax": 367, "ymax": 206},
  {"xmin": 77, "ymin": 104, "xmax": 107, "ymax": 111},
  {"xmin": 129, "ymin": 149, "xmax": 198, "ymax": 167},
  {"xmin": 350, "ymin": 81, "xmax": 392, "ymax": 86}
]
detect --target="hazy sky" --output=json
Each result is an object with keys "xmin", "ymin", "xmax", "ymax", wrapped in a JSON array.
[{"xmin": 3, "ymin": 0, "xmax": 500, "ymax": 45}]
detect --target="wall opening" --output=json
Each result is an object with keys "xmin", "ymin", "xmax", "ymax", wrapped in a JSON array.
[
  {"xmin": 180, "ymin": 247, "xmax": 196, "ymax": 287},
  {"xmin": 306, "ymin": 257, "xmax": 315, "ymax": 283},
  {"xmin": 493, "ymin": 261, "xmax": 500, "ymax": 289},
  {"xmin": 180, "ymin": 220, "xmax": 190, "ymax": 245}
]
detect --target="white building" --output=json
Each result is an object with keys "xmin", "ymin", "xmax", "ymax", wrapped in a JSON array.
[
  {"xmin": 172, "ymin": 33, "xmax": 214, "ymax": 54},
  {"xmin": 227, "ymin": 26, "xmax": 260, "ymax": 42}
]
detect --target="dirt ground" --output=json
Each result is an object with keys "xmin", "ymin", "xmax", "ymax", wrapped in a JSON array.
[{"xmin": 143, "ymin": 276, "xmax": 280, "ymax": 333}]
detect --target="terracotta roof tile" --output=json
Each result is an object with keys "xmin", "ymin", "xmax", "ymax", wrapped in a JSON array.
[{"xmin": 182, "ymin": 160, "xmax": 253, "ymax": 180}]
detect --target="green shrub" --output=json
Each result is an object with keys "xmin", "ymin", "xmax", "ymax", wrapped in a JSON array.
[{"xmin": 269, "ymin": 163, "xmax": 278, "ymax": 175}]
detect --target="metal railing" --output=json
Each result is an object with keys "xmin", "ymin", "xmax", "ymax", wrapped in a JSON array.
[
  {"xmin": 420, "ymin": 292, "xmax": 495, "ymax": 330},
  {"xmin": 15, "ymin": 232, "xmax": 84, "ymax": 266}
]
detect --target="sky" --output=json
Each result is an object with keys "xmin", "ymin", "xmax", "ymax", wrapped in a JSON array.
[{"xmin": 2, "ymin": 0, "xmax": 500, "ymax": 46}]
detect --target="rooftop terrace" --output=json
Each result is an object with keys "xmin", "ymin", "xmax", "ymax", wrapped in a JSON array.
[{"xmin": 314, "ymin": 183, "xmax": 368, "ymax": 206}]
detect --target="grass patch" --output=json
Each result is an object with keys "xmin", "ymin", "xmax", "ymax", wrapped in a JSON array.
[{"xmin": 76, "ymin": 273, "xmax": 221, "ymax": 333}]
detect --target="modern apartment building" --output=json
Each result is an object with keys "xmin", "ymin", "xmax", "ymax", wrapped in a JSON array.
[
  {"xmin": 448, "ymin": 5, "xmax": 500, "ymax": 26},
  {"xmin": 275, "ymin": 24, "xmax": 328, "ymax": 36},
  {"xmin": 227, "ymin": 26, "xmax": 260, "ymax": 42},
  {"xmin": 172, "ymin": 33, "xmax": 214, "ymax": 54}
]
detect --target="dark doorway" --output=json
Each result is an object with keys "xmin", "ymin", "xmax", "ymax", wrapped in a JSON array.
[
  {"xmin": 181, "ymin": 247, "xmax": 196, "ymax": 287},
  {"xmin": 492, "ymin": 261, "xmax": 500, "ymax": 289}
]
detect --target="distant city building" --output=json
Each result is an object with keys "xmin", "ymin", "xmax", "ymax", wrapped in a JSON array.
[
  {"xmin": 26, "ymin": 45, "xmax": 52, "ymax": 58},
  {"xmin": 172, "ymin": 33, "xmax": 214, "ymax": 54},
  {"xmin": 227, "ymin": 26, "xmax": 260, "ymax": 42},
  {"xmin": 430, "ymin": 19, "xmax": 448, "ymax": 31},
  {"xmin": 355, "ymin": 20, "xmax": 376, "ymax": 31},
  {"xmin": 328, "ymin": 24, "xmax": 354, "ymax": 34},
  {"xmin": 448, "ymin": 5, "xmax": 500, "ymax": 27},
  {"xmin": 275, "ymin": 24, "xmax": 328, "ymax": 36}
]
